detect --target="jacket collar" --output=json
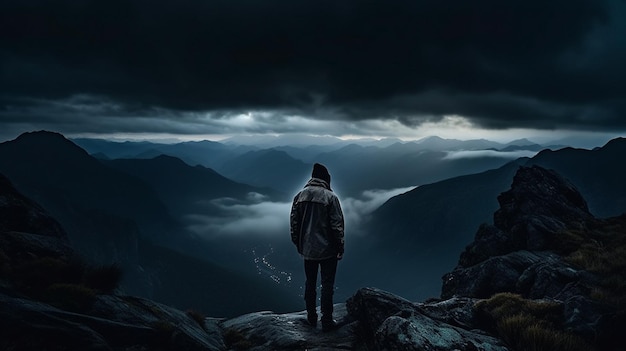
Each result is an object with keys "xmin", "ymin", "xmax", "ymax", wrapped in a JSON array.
[{"xmin": 306, "ymin": 177, "xmax": 331, "ymax": 191}]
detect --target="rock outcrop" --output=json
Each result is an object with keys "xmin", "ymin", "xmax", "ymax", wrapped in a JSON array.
[
  {"xmin": 442, "ymin": 165, "xmax": 625, "ymax": 349},
  {"xmin": 0, "ymin": 292, "xmax": 225, "ymax": 351},
  {"xmin": 217, "ymin": 289, "xmax": 509, "ymax": 350},
  {"xmin": 219, "ymin": 303, "xmax": 357, "ymax": 350},
  {"xmin": 347, "ymin": 288, "xmax": 508, "ymax": 351}
]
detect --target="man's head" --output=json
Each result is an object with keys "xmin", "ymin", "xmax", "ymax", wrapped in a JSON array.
[{"xmin": 312, "ymin": 163, "xmax": 331, "ymax": 185}]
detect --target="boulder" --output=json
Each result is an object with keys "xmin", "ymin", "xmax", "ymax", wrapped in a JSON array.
[
  {"xmin": 493, "ymin": 166, "xmax": 595, "ymax": 251},
  {"xmin": 442, "ymin": 251, "xmax": 552, "ymax": 299},
  {"xmin": 220, "ymin": 303, "xmax": 357, "ymax": 350},
  {"xmin": 0, "ymin": 291, "xmax": 225, "ymax": 351},
  {"xmin": 347, "ymin": 288, "xmax": 509, "ymax": 351}
]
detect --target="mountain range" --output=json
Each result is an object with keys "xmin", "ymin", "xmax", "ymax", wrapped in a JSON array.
[
  {"xmin": 74, "ymin": 134, "xmax": 557, "ymax": 196},
  {"xmin": 2, "ymin": 130, "xmax": 625, "ymax": 315}
]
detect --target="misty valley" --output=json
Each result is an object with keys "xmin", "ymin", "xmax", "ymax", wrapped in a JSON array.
[{"xmin": 1, "ymin": 131, "xmax": 625, "ymax": 318}]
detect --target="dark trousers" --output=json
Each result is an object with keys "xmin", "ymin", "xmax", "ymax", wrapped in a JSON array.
[{"xmin": 304, "ymin": 257, "xmax": 338, "ymax": 322}]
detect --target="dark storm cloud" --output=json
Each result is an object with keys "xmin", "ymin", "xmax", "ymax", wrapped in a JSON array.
[{"xmin": 1, "ymin": 0, "xmax": 625, "ymax": 131}]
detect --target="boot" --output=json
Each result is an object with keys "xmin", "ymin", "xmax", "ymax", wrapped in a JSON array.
[
  {"xmin": 321, "ymin": 299, "xmax": 336, "ymax": 332},
  {"xmin": 306, "ymin": 312, "xmax": 318, "ymax": 327},
  {"xmin": 321, "ymin": 318, "xmax": 338, "ymax": 332},
  {"xmin": 305, "ymin": 292, "xmax": 317, "ymax": 328}
]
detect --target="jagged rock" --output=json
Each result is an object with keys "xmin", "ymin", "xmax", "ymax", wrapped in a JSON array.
[
  {"xmin": 347, "ymin": 288, "xmax": 509, "ymax": 351},
  {"xmin": 458, "ymin": 166, "xmax": 597, "ymax": 270},
  {"xmin": 457, "ymin": 224, "xmax": 518, "ymax": 268},
  {"xmin": 561, "ymin": 294, "xmax": 612, "ymax": 342},
  {"xmin": 218, "ymin": 291, "xmax": 507, "ymax": 351},
  {"xmin": 346, "ymin": 287, "xmax": 418, "ymax": 331},
  {"xmin": 220, "ymin": 303, "xmax": 357, "ymax": 350},
  {"xmin": 444, "ymin": 166, "xmax": 602, "ymax": 300},
  {"xmin": 0, "ymin": 292, "xmax": 115, "ymax": 351},
  {"xmin": 441, "ymin": 165, "xmax": 625, "ymax": 349},
  {"xmin": 516, "ymin": 257, "xmax": 595, "ymax": 300},
  {"xmin": 89, "ymin": 294, "xmax": 225, "ymax": 350},
  {"xmin": 0, "ymin": 230, "xmax": 74, "ymax": 263},
  {"xmin": 442, "ymin": 251, "xmax": 554, "ymax": 299},
  {"xmin": 493, "ymin": 165, "xmax": 595, "ymax": 251},
  {"xmin": 416, "ymin": 297, "xmax": 480, "ymax": 330},
  {"xmin": 0, "ymin": 291, "xmax": 224, "ymax": 351}
]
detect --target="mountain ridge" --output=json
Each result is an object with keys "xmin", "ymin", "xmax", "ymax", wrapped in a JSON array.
[
  {"xmin": 102, "ymin": 154, "xmax": 286, "ymax": 219},
  {"xmin": 0, "ymin": 130, "xmax": 176, "ymax": 250},
  {"xmin": 0, "ymin": 131, "xmax": 301, "ymax": 315},
  {"xmin": 73, "ymin": 133, "xmax": 553, "ymax": 197}
]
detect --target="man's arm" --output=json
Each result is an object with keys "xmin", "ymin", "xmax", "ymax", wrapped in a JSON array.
[
  {"xmin": 290, "ymin": 194, "xmax": 301, "ymax": 248},
  {"xmin": 329, "ymin": 195, "xmax": 345, "ymax": 258}
]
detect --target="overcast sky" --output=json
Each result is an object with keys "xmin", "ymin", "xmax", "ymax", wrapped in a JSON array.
[{"xmin": 1, "ymin": 0, "xmax": 625, "ymax": 143}]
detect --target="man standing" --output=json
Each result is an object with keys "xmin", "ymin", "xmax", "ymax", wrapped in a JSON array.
[{"xmin": 290, "ymin": 163, "xmax": 345, "ymax": 332}]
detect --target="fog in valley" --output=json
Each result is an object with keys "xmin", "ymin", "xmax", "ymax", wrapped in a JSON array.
[
  {"xmin": 182, "ymin": 185, "xmax": 418, "ymax": 301},
  {"xmin": 443, "ymin": 149, "xmax": 539, "ymax": 160}
]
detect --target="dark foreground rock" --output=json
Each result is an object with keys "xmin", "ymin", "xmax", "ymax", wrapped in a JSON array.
[
  {"xmin": 219, "ymin": 288, "xmax": 510, "ymax": 351},
  {"xmin": 220, "ymin": 303, "xmax": 357, "ymax": 350},
  {"xmin": 347, "ymin": 287, "xmax": 509, "ymax": 351},
  {"xmin": 0, "ymin": 292, "xmax": 225, "ymax": 351}
]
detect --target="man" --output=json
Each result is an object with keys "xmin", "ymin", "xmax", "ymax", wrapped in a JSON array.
[{"xmin": 290, "ymin": 163, "xmax": 345, "ymax": 332}]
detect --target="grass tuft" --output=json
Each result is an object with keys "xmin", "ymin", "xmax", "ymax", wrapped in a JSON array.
[
  {"xmin": 44, "ymin": 283, "xmax": 97, "ymax": 312},
  {"xmin": 475, "ymin": 293, "xmax": 592, "ymax": 351},
  {"xmin": 11, "ymin": 257, "xmax": 84, "ymax": 294},
  {"xmin": 562, "ymin": 218, "xmax": 626, "ymax": 309},
  {"xmin": 186, "ymin": 309, "xmax": 207, "ymax": 330},
  {"xmin": 83, "ymin": 263, "xmax": 123, "ymax": 294},
  {"xmin": 223, "ymin": 328, "xmax": 254, "ymax": 350}
]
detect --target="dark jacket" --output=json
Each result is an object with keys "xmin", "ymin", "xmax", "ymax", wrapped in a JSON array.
[{"xmin": 290, "ymin": 178, "xmax": 345, "ymax": 260}]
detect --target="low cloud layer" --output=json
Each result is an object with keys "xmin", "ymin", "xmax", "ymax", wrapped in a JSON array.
[
  {"xmin": 1, "ymin": 0, "xmax": 626, "ymax": 139},
  {"xmin": 186, "ymin": 197, "xmax": 290, "ymax": 238},
  {"xmin": 185, "ymin": 187, "xmax": 416, "ymax": 240},
  {"xmin": 341, "ymin": 187, "xmax": 417, "ymax": 235},
  {"xmin": 443, "ymin": 150, "xmax": 539, "ymax": 160}
]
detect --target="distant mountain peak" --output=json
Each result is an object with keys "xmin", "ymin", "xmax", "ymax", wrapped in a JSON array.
[
  {"xmin": 4, "ymin": 130, "xmax": 91, "ymax": 162},
  {"xmin": 505, "ymin": 138, "xmax": 537, "ymax": 146},
  {"xmin": 151, "ymin": 153, "xmax": 188, "ymax": 164},
  {"xmin": 416, "ymin": 135, "xmax": 447, "ymax": 142},
  {"xmin": 12, "ymin": 130, "xmax": 79, "ymax": 149},
  {"xmin": 601, "ymin": 136, "xmax": 626, "ymax": 150},
  {"xmin": 15, "ymin": 130, "xmax": 66, "ymax": 140}
]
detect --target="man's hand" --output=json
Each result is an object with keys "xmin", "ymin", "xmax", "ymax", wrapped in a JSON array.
[{"xmin": 337, "ymin": 253, "xmax": 343, "ymax": 260}]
